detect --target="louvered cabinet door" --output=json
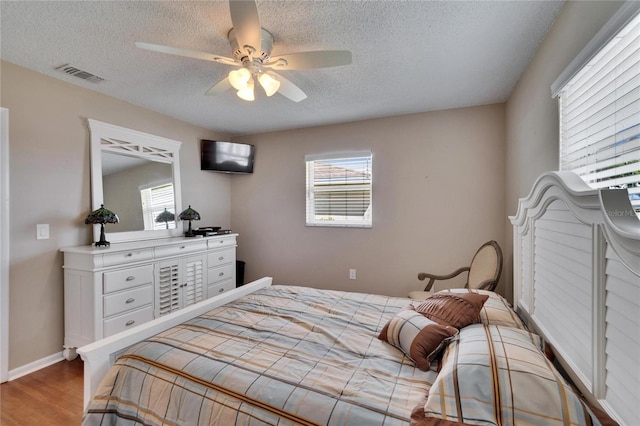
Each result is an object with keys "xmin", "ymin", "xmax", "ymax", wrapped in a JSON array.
[
  {"xmin": 155, "ymin": 260, "xmax": 181, "ymax": 317},
  {"xmin": 182, "ymin": 255, "xmax": 205, "ymax": 307}
]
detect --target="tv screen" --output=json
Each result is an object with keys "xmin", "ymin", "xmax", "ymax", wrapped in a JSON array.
[{"xmin": 200, "ymin": 140, "xmax": 255, "ymax": 174}]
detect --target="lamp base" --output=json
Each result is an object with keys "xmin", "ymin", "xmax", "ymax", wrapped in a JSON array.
[
  {"xmin": 184, "ymin": 220, "xmax": 195, "ymax": 237},
  {"xmin": 95, "ymin": 223, "xmax": 110, "ymax": 247}
]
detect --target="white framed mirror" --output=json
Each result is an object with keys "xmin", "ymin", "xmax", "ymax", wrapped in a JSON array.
[{"xmin": 88, "ymin": 119, "xmax": 183, "ymax": 243}]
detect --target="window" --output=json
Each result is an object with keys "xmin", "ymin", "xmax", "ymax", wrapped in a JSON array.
[
  {"xmin": 554, "ymin": 5, "xmax": 640, "ymax": 216},
  {"xmin": 305, "ymin": 152, "xmax": 372, "ymax": 227},
  {"xmin": 140, "ymin": 182, "xmax": 176, "ymax": 230}
]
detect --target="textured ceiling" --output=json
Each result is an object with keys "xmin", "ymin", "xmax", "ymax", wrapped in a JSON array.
[{"xmin": 0, "ymin": 1, "xmax": 564, "ymax": 136}]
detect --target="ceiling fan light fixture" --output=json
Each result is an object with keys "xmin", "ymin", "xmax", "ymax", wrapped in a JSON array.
[
  {"xmin": 237, "ymin": 77, "xmax": 255, "ymax": 101},
  {"xmin": 229, "ymin": 68, "xmax": 251, "ymax": 90},
  {"xmin": 135, "ymin": 1, "xmax": 351, "ymax": 103},
  {"xmin": 258, "ymin": 73, "xmax": 280, "ymax": 97}
]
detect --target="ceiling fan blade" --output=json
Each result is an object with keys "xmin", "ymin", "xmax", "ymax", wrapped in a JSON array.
[
  {"xmin": 265, "ymin": 50, "xmax": 352, "ymax": 70},
  {"xmin": 205, "ymin": 77, "xmax": 232, "ymax": 96},
  {"xmin": 135, "ymin": 42, "xmax": 237, "ymax": 66},
  {"xmin": 229, "ymin": 0, "xmax": 261, "ymax": 57},
  {"xmin": 272, "ymin": 73, "xmax": 307, "ymax": 102}
]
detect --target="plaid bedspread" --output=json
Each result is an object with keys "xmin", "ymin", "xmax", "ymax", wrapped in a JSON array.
[{"xmin": 83, "ymin": 285, "xmax": 437, "ymax": 426}]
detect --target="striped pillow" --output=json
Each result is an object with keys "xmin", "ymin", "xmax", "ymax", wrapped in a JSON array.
[
  {"xmin": 379, "ymin": 308, "xmax": 458, "ymax": 371},
  {"xmin": 413, "ymin": 324, "xmax": 601, "ymax": 425}
]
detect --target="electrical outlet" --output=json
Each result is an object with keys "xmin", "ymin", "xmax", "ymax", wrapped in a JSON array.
[{"xmin": 349, "ymin": 269, "xmax": 356, "ymax": 280}]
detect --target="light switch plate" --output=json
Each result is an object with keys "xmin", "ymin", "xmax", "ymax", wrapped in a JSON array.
[{"xmin": 36, "ymin": 223, "xmax": 50, "ymax": 240}]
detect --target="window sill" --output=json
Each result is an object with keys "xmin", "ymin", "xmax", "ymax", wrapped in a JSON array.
[{"xmin": 305, "ymin": 223, "xmax": 372, "ymax": 229}]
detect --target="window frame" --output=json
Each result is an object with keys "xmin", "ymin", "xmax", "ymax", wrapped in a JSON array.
[
  {"xmin": 140, "ymin": 180, "xmax": 176, "ymax": 231},
  {"xmin": 305, "ymin": 151, "xmax": 373, "ymax": 228},
  {"xmin": 553, "ymin": 2, "xmax": 640, "ymax": 216}
]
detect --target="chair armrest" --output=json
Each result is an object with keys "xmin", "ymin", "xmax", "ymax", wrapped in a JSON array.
[
  {"xmin": 473, "ymin": 279, "xmax": 498, "ymax": 291},
  {"xmin": 417, "ymin": 267, "xmax": 470, "ymax": 291}
]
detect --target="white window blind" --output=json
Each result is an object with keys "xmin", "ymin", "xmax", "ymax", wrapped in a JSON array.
[
  {"xmin": 305, "ymin": 152, "xmax": 372, "ymax": 227},
  {"xmin": 140, "ymin": 182, "xmax": 176, "ymax": 230},
  {"xmin": 557, "ymin": 10, "xmax": 640, "ymax": 215}
]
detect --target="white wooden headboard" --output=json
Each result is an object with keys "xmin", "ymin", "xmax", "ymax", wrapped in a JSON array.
[{"xmin": 510, "ymin": 171, "xmax": 639, "ymax": 425}]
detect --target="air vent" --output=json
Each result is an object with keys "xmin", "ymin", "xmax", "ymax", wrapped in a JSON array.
[{"xmin": 55, "ymin": 64, "xmax": 105, "ymax": 83}]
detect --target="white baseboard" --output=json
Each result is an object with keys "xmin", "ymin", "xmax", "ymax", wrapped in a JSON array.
[{"xmin": 7, "ymin": 351, "xmax": 65, "ymax": 381}]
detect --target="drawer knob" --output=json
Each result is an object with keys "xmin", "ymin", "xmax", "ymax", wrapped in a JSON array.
[
  {"xmin": 180, "ymin": 245, "xmax": 186, "ymax": 249},
  {"xmin": 125, "ymin": 320, "xmax": 135, "ymax": 326},
  {"xmin": 125, "ymin": 253, "xmax": 133, "ymax": 257},
  {"xmin": 219, "ymin": 240, "xmax": 223, "ymax": 244},
  {"xmin": 218, "ymin": 256, "xmax": 224, "ymax": 261},
  {"xmin": 125, "ymin": 298, "xmax": 135, "ymax": 304},
  {"xmin": 219, "ymin": 272, "xmax": 224, "ymax": 277},
  {"xmin": 218, "ymin": 288, "xmax": 224, "ymax": 293},
  {"xmin": 126, "ymin": 276, "xmax": 135, "ymax": 281}
]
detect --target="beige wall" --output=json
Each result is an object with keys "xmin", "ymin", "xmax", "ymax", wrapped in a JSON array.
[
  {"xmin": 231, "ymin": 104, "xmax": 506, "ymax": 298},
  {"xmin": 0, "ymin": 61, "xmax": 232, "ymax": 370},
  {"xmin": 504, "ymin": 0, "xmax": 623, "ymax": 301}
]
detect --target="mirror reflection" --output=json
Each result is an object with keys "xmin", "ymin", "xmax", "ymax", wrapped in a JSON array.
[{"xmin": 101, "ymin": 151, "xmax": 176, "ymax": 232}]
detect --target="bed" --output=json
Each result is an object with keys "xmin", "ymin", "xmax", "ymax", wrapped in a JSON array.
[
  {"xmin": 82, "ymin": 284, "xmax": 436, "ymax": 425},
  {"xmin": 78, "ymin": 171, "xmax": 639, "ymax": 425}
]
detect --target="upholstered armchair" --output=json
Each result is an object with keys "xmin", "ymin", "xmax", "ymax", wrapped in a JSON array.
[{"xmin": 408, "ymin": 240, "xmax": 503, "ymax": 300}]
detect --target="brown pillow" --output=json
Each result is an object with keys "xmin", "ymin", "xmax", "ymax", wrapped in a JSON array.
[
  {"xmin": 439, "ymin": 288, "xmax": 528, "ymax": 330},
  {"xmin": 413, "ymin": 292, "xmax": 489, "ymax": 329}
]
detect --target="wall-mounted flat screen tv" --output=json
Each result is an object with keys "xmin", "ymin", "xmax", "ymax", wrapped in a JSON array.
[{"xmin": 200, "ymin": 140, "xmax": 255, "ymax": 174}]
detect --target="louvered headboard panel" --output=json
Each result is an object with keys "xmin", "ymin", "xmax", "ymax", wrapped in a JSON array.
[
  {"xmin": 603, "ymin": 245, "xmax": 639, "ymax": 423},
  {"xmin": 510, "ymin": 172, "xmax": 640, "ymax": 425}
]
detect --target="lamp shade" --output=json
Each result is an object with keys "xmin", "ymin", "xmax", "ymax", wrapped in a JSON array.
[
  {"xmin": 258, "ymin": 73, "xmax": 280, "ymax": 97},
  {"xmin": 85, "ymin": 204, "xmax": 119, "ymax": 247},
  {"xmin": 155, "ymin": 208, "xmax": 175, "ymax": 223},
  {"xmin": 229, "ymin": 68, "xmax": 251, "ymax": 90},
  {"xmin": 155, "ymin": 208, "xmax": 175, "ymax": 229},
  {"xmin": 237, "ymin": 77, "xmax": 255, "ymax": 101},
  {"xmin": 179, "ymin": 205, "xmax": 200, "ymax": 237},
  {"xmin": 85, "ymin": 204, "xmax": 119, "ymax": 225},
  {"xmin": 178, "ymin": 205, "xmax": 200, "ymax": 221}
]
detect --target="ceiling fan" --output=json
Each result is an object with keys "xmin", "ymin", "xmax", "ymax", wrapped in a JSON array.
[{"xmin": 135, "ymin": 0, "xmax": 352, "ymax": 102}]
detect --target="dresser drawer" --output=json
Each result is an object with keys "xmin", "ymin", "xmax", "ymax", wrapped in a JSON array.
[
  {"xmin": 207, "ymin": 279, "xmax": 235, "ymax": 298},
  {"xmin": 155, "ymin": 240, "xmax": 208, "ymax": 259},
  {"xmin": 207, "ymin": 248, "xmax": 234, "ymax": 268},
  {"xmin": 103, "ymin": 265, "xmax": 153, "ymax": 294},
  {"xmin": 103, "ymin": 306, "xmax": 154, "ymax": 337},
  {"xmin": 207, "ymin": 235, "xmax": 236, "ymax": 249},
  {"xmin": 208, "ymin": 263, "xmax": 234, "ymax": 285},
  {"xmin": 102, "ymin": 248, "xmax": 154, "ymax": 267},
  {"xmin": 103, "ymin": 284, "xmax": 153, "ymax": 317}
]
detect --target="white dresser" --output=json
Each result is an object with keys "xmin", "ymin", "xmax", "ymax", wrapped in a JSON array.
[{"xmin": 61, "ymin": 234, "xmax": 237, "ymax": 360}]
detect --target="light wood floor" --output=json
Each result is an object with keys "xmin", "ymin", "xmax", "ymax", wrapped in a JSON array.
[{"xmin": 0, "ymin": 358, "xmax": 84, "ymax": 425}]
